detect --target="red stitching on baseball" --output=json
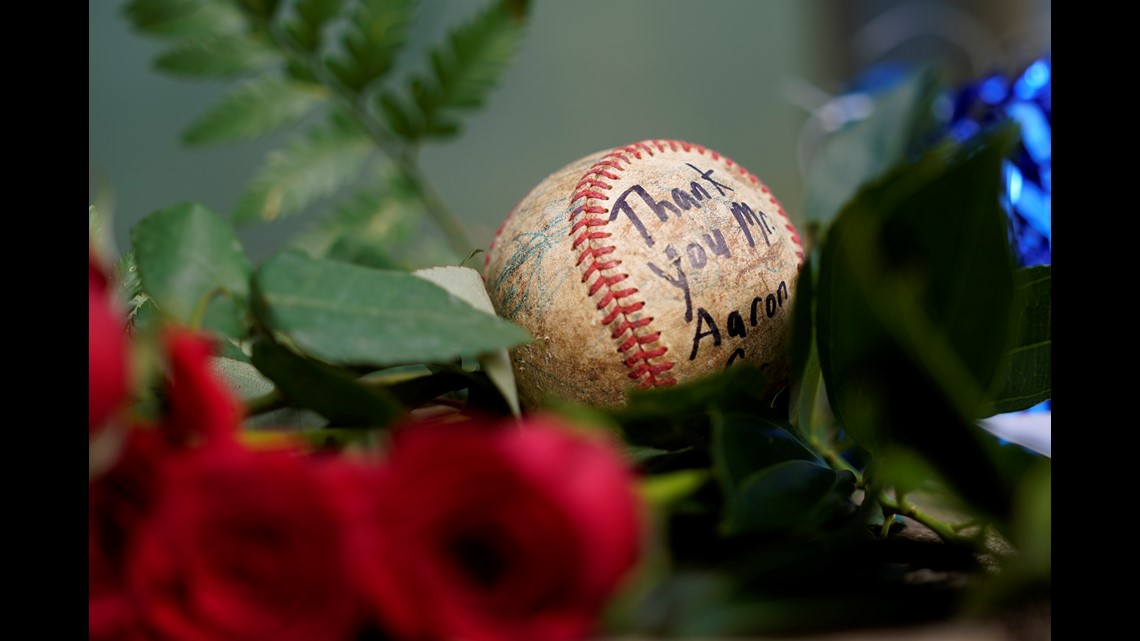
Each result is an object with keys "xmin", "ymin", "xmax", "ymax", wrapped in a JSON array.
[
  {"xmin": 575, "ymin": 245, "xmax": 616, "ymax": 266},
  {"xmin": 627, "ymin": 363, "xmax": 652, "ymax": 380},
  {"xmin": 569, "ymin": 217, "xmax": 608, "ymax": 234},
  {"xmin": 575, "ymin": 178, "xmax": 612, "ymax": 191},
  {"xmin": 587, "ymin": 273, "xmax": 629, "ymax": 296},
  {"xmin": 617, "ymin": 334, "xmax": 640, "ymax": 353},
  {"xmin": 571, "ymin": 189, "xmax": 609, "ymax": 202},
  {"xmin": 610, "ymin": 315, "xmax": 652, "ymax": 338},
  {"xmin": 572, "ymin": 231, "xmax": 610, "ymax": 250},
  {"xmin": 600, "ymin": 301, "xmax": 644, "ymax": 325},
  {"xmin": 567, "ymin": 139, "xmax": 800, "ymax": 389},
  {"xmin": 580, "ymin": 258, "xmax": 622, "ymax": 282},
  {"xmin": 583, "ymin": 168, "xmax": 620, "ymax": 181}
]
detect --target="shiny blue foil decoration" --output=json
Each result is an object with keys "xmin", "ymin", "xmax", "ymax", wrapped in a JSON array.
[
  {"xmin": 947, "ymin": 56, "xmax": 1051, "ymax": 416},
  {"xmin": 836, "ymin": 55, "xmax": 1053, "ymax": 424},
  {"xmin": 947, "ymin": 56, "xmax": 1051, "ymax": 267},
  {"xmin": 843, "ymin": 56, "xmax": 1052, "ymax": 267}
]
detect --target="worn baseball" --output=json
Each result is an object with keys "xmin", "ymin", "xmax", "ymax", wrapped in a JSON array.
[{"xmin": 484, "ymin": 139, "xmax": 805, "ymax": 408}]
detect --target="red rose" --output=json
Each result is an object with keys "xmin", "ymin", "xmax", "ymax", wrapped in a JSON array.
[
  {"xmin": 161, "ymin": 328, "xmax": 242, "ymax": 446},
  {"xmin": 90, "ymin": 429, "xmax": 175, "ymax": 577},
  {"xmin": 90, "ymin": 428, "xmax": 178, "ymax": 641},
  {"xmin": 90, "ymin": 251, "xmax": 130, "ymax": 434},
  {"xmin": 126, "ymin": 445, "xmax": 361, "ymax": 641},
  {"xmin": 345, "ymin": 415, "xmax": 644, "ymax": 641}
]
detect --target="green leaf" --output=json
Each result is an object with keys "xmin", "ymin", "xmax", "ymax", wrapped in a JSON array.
[
  {"xmin": 210, "ymin": 356, "xmax": 274, "ymax": 402},
  {"xmin": 285, "ymin": 0, "xmax": 348, "ymax": 51},
  {"xmin": 250, "ymin": 336, "xmax": 404, "ymax": 427},
  {"xmin": 1010, "ymin": 459, "xmax": 1051, "ymax": 576},
  {"xmin": 803, "ymin": 65, "xmax": 946, "ymax": 232},
  {"xmin": 413, "ymin": 266, "xmax": 521, "ymax": 416},
  {"xmin": 711, "ymin": 410, "xmax": 822, "ymax": 491},
  {"xmin": 201, "ymin": 294, "xmax": 248, "ymax": 341},
  {"xmin": 182, "ymin": 76, "xmax": 327, "ymax": 146},
  {"xmin": 232, "ymin": 112, "xmax": 372, "ymax": 224},
  {"xmin": 288, "ymin": 172, "xmax": 420, "ymax": 268},
  {"xmin": 787, "ymin": 256, "xmax": 818, "ymax": 432},
  {"xmin": 378, "ymin": 92, "xmax": 417, "ymax": 138},
  {"xmin": 792, "ymin": 352, "xmax": 824, "ymax": 441},
  {"xmin": 729, "ymin": 461, "xmax": 855, "ymax": 535},
  {"xmin": 709, "ymin": 410, "xmax": 846, "ymax": 535},
  {"xmin": 602, "ymin": 365, "xmax": 781, "ymax": 452},
  {"xmin": 155, "ymin": 33, "xmax": 280, "ymax": 78},
  {"xmin": 375, "ymin": 368, "xmax": 475, "ymax": 407},
  {"xmin": 983, "ymin": 265, "xmax": 1051, "ymax": 415},
  {"xmin": 116, "ymin": 250, "xmax": 164, "ymax": 332},
  {"xmin": 380, "ymin": 0, "xmax": 527, "ymax": 140},
  {"xmin": 124, "ymin": 0, "xmax": 246, "ymax": 39},
  {"xmin": 816, "ymin": 125, "xmax": 1023, "ymax": 519},
  {"xmin": 114, "ymin": 250, "xmax": 143, "ymax": 310},
  {"xmin": 216, "ymin": 338, "xmax": 252, "ymax": 363},
  {"xmin": 325, "ymin": 0, "xmax": 416, "ymax": 92},
  {"xmin": 131, "ymin": 203, "xmax": 252, "ymax": 324},
  {"xmin": 875, "ymin": 446, "xmax": 950, "ymax": 500},
  {"xmin": 640, "ymin": 469, "xmax": 712, "ymax": 511},
  {"xmin": 788, "ymin": 258, "xmax": 815, "ymax": 390},
  {"xmin": 251, "ymin": 252, "xmax": 532, "ymax": 367},
  {"xmin": 236, "ymin": 0, "xmax": 282, "ymax": 19}
]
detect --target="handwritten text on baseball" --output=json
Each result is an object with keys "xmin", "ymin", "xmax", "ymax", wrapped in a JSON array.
[{"xmin": 605, "ymin": 163, "xmax": 790, "ymax": 368}]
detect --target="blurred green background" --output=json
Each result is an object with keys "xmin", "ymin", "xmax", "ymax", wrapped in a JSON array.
[{"xmin": 89, "ymin": 0, "xmax": 1050, "ymax": 262}]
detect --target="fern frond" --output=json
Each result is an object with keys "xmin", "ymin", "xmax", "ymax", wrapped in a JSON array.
[
  {"xmin": 378, "ymin": 0, "xmax": 527, "ymax": 141},
  {"xmin": 235, "ymin": 0, "xmax": 284, "ymax": 20},
  {"xmin": 182, "ymin": 75, "xmax": 328, "ymax": 146},
  {"xmin": 124, "ymin": 0, "xmax": 246, "ymax": 39},
  {"xmin": 325, "ymin": 0, "xmax": 416, "ymax": 93},
  {"xmin": 289, "ymin": 170, "xmax": 420, "ymax": 268},
  {"xmin": 285, "ymin": 0, "xmax": 349, "ymax": 52},
  {"xmin": 155, "ymin": 33, "xmax": 280, "ymax": 79},
  {"xmin": 233, "ymin": 111, "xmax": 374, "ymax": 224}
]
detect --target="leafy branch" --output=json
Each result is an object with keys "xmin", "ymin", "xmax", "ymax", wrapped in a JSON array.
[{"xmin": 125, "ymin": 0, "xmax": 531, "ymax": 261}]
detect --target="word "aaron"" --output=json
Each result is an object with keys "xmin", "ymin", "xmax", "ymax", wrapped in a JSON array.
[{"xmin": 690, "ymin": 281, "xmax": 789, "ymax": 365}]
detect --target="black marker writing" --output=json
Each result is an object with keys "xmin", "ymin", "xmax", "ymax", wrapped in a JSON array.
[
  {"xmin": 689, "ymin": 308, "xmax": 721, "ymax": 360},
  {"xmin": 686, "ymin": 163, "xmax": 734, "ymax": 196},
  {"xmin": 609, "ymin": 182, "xmax": 715, "ymax": 248},
  {"xmin": 689, "ymin": 280, "xmax": 789, "ymax": 361},
  {"xmin": 731, "ymin": 201, "xmax": 773, "ymax": 248},
  {"xmin": 647, "ymin": 245, "xmax": 693, "ymax": 322}
]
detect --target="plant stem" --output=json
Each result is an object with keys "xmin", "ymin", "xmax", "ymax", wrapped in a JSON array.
[
  {"xmin": 878, "ymin": 491, "xmax": 983, "ymax": 550},
  {"xmin": 879, "ymin": 514, "xmax": 896, "ymax": 539},
  {"xmin": 266, "ymin": 22, "xmax": 475, "ymax": 258},
  {"xmin": 188, "ymin": 287, "xmax": 227, "ymax": 331},
  {"xmin": 396, "ymin": 162, "xmax": 475, "ymax": 260},
  {"xmin": 814, "ymin": 436, "xmax": 989, "ymax": 551},
  {"xmin": 815, "ymin": 439, "xmax": 858, "ymax": 476}
]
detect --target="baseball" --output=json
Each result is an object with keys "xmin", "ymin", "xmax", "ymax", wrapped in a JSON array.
[{"xmin": 484, "ymin": 139, "xmax": 805, "ymax": 408}]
